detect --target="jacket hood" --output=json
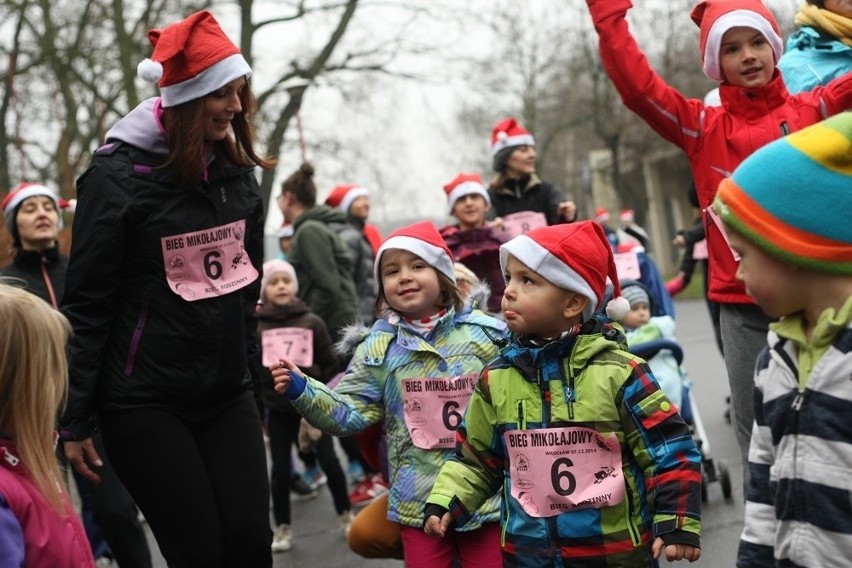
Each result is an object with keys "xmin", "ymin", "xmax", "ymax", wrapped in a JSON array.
[
  {"xmin": 105, "ymin": 97, "xmax": 169, "ymax": 155},
  {"xmin": 294, "ymin": 204, "xmax": 349, "ymax": 228}
]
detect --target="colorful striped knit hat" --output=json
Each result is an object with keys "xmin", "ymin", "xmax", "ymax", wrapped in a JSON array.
[{"xmin": 714, "ymin": 112, "xmax": 852, "ymax": 274}]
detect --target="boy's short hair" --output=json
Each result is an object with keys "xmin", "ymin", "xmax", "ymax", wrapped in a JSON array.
[
  {"xmin": 499, "ymin": 221, "xmax": 630, "ymax": 322},
  {"xmin": 714, "ymin": 112, "xmax": 852, "ymax": 274},
  {"xmin": 691, "ymin": 0, "xmax": 784, "ymax": 81}
]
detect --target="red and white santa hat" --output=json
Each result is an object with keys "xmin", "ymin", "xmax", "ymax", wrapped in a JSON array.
[
  {"xmin": 691, "ymin": 0, "xmax": 783, "ymax": 82},
  {"xmin": 374, "ymin": 221, "xmax": 456, "ymax": 285},
  {"xmin": 619, "ymin": 208, "xmax": 635, "ymax": 223},
  {"xmin": 443, "ymin": 173, "xmax": 490, "ymax": 214},
  {"xmin": 2, "ymin": 182, "xmax": 68, "ymax": 233},
  {"xmin": 593, "ymin": 206, "xmax": 611, "ymax": 223},
  {"xmin": 137, "ymin": 11, "xmax": 252, "ymax": 108},
  {"xmin": 491, "ymin": 118, "xmax": 535, "ymax": 157},
  {"xmin": 499, "ymin": 221, "xmax": 630, "ymax": 322},
  {"xmin": 324, "ymin": 184, "xmax": 369, "ymax": 214}
]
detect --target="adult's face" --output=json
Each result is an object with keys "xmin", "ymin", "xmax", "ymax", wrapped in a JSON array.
[
  {"xmin": 348, "ymin": 196, "xmax": 370, "ymax": 221},
  {"xmin": 203, "ymin": 77, "xmax": 246, "ymax": 142},
  {"xmin": 16, "ymin": 195, "xmax": 59, "ymax": 251},
  {"xmin": 505, "ymin": 145, "xmax": 537, "ymax": 178}
]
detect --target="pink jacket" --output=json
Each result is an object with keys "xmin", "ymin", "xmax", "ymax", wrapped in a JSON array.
[
  {"xmin": 0, "ymin": 439, "xmax": 94, "ymax": 568},
  {"xmin": 588, "ymin": 0, "xmax": 852, "ymax": 303}
]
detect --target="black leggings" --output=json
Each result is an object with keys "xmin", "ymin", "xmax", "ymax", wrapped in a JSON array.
[
  {"xmin": 101, "ymin": 391, "xmax": 271, "ymax": 568},
  {"xmin": 268, "ymin": 410, "xmax": 350, "ymax": 523}
]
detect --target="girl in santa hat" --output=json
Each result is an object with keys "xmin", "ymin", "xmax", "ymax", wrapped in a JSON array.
[
  {"xmin": 583, "ymin": 0, "xmax": 852, "ymax": 487},
  {"xmin": 272, "ymin": 221, "xmax": 508, "ymax": 568}
]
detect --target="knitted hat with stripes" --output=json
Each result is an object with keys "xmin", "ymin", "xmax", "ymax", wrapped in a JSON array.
[{"xmin": 714, "ymin": 112, "xmax": 852, "ymax": 274}]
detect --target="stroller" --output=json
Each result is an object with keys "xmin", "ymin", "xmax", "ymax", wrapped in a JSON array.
[
  {"xmin": 605, "ymin": 277, "xmax": 732, "ymax": 502},
  {"xmin": 628, "ymin": 338, "xmax": 732, "ymax": 502}
]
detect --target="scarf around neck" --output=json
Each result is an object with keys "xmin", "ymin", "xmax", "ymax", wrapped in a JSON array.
[{"xmin": 795, "ymin": 4, "xmax": 852, "ymax": 46}]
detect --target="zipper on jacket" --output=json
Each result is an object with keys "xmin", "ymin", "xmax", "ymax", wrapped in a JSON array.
[
  {"xmin": 623, "ymin": 483, "xmax": 642, "ymax": 547},
  {"xmin": 124, "ymin": 294, "xmax": 150, "ymax": 376},
  {"xmin": 780, "ymin": 121, "xmax": 790, "ymax": 136},
  {"xmin": 791, "ymin": 392, "xmax": 804, "ymax": 411}
]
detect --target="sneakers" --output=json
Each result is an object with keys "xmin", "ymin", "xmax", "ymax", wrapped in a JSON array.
[
  {"xmin": 303, "ymin": 465, "xmax": 328, "ymax": 490},
  {"xmin": 290, "ymin": 473, "xmax": 318, "ymax": 500},
  {"xmin": 271, "ymin": 524, "xmax": 292, "ymax": 553},
  {"xmin": 338, "ymin": 510, "xmax": 354, "ymax": 537},
  {"xmin": 346, "ymin": 461, "xmax": 366, "ymax": 484},
  {"xmin": 348, "ymin": 474, "xmax": 388, "ymax": 507}
]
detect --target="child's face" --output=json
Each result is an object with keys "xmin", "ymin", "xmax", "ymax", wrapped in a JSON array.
[
  {"xmin": 279, "ymin": 236, "xmax": 292, "ymax": 256},
  {"xmin": 719, "ymin": 27, "xmax": 775, "ymax": 88},
  {"xmin": 727, "ymin": 228, "xmax": 802, "ymax": 318},
  {"xmin": 452, "ymin": 194, "xmax": 489, "ymax": 230},
  {"xmin": 264, "ymin": 271, "xmax": 297, "ymax": 308},
  {"xmin": 622, "ymin": 302, "xmax": 651, "ymax": 329},
  {"xmin": 502, "ymin": 255, "xmax": 583, "ymax": 338},
  {"xmin": 380, "ymin": 249, "xmax": 443, "ymax": 320}
]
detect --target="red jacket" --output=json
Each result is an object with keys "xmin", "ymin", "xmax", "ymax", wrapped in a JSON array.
[
  {"xmin": 588, "ymin": 0, "xmax": 852, "ymax": 303},
  {"xmin": 0, "ymin": 440, "xmax": 94, "ymax": 568}
]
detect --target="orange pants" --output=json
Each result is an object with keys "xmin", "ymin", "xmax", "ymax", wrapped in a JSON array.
[{"xmin": 347, "ymin": 493, "xmax": 404, "ymax": 560}]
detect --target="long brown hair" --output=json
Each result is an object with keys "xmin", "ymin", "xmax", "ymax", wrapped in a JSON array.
[
  {"xmin": 0, "ymin": 283, "xmax": 71, "ymax": 512},
  {"xmin": 162, "ymin": 83, "xmax": 275, "ymax": 188}
]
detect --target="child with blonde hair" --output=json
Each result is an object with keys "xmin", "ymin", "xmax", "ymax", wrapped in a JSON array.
[
  {"xmin": 273, "ymin": 221, "xmax": 508, "ymax": 568},
  {"xmin": 0, "ymin": 283, "xmax": 94, "ymax": 567}
]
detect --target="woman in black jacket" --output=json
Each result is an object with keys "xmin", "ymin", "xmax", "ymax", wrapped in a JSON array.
[{"xmin": 60, "ymin": 11, "xmax": 275, "ymax": 567}]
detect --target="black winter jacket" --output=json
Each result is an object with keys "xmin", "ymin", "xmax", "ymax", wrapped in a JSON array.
[
  {"xmin": 0, "ymin": 246, "xmax": 68, "ymax": 307},
  {"xmin": 60, "ymin": 142, "xmax": 265, "ymax": 440}
]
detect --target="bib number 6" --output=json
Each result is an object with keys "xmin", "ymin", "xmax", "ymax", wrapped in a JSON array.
[
  {"xmin": 550, "ymin": 457, "xmax": 576, "ymax": 496},
  {"xmin": 442, "ymin": 401, "xmax": 463, "ymax": 431},
  {"xmin": 204, "ymin": 251, "xmax": 223, "ymax": 280}
]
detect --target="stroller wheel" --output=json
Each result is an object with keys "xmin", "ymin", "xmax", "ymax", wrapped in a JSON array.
[{"xmin": 719, "ymin": 462, "xmax": 733, "ymax": 501}]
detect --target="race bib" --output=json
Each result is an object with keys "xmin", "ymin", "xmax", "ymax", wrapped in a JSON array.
[
  {"xmin": 613, "ymin": 251, "xmax": 641, "ymax": 280},
  {"xmin": 401, "ymin": 373, "xmax": 478, "ymax": 449},
  {"xmin": 692, "ymin": 239, "xmax": 708, "ymax": 260},
  {"xmin": 499, "ymin": 211, "xmax": 548, "ymax": 239},
  {"xmin": 161, "ymin": 219, "xmax": 258, "ymax": 301},
  {"xmin": 504, "ymin": 427, "xmax": 624, "ymax": 518},
  {"xmin": 261, "ymin": 328, "xmax": 314, "ymax": 368},
  {"xmin": 705, "ymin": 207, "xmax": 740, "ymax": 261}
]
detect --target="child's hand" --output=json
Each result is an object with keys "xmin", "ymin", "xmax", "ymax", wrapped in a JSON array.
[
  {"xmin": 423, "ymin": 512, "xmax": 452, "ymax": 538},
  {"xmin": 558, "ymin": 200, "xmax": 577, "ymax": 222},
  {"xmin": 271, "ymin": 357, "xmax": 303, "ymax": 394},
  {"xmin": 487, "ymin": 217, "xmax": 505, "ymax": 231},
  {"xmin": 652, "ymin": 537, "xmax": 701, "ymax": 562}
]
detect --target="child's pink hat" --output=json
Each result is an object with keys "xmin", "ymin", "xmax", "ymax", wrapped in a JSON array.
[{"xmin": 691, "ymin": 0, "xmax": 783, "ymax": 82}]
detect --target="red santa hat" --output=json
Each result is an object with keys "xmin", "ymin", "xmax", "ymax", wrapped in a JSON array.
[
  {"xmin": 374, "ymin": 221, "xmax": 456, "ymax": 285},
  {"xmin": 619, "ymin": 208, "xmax": 635, "ymax": 223},
  {"xmin": 499, "ymin": 221, "xmax": 630, "ymax": 322},
  {"xmin": 324, "ymin": 184, "xmax": 369, "ymax": 214},
  {"xmin": 593, "ymin": 206, "xmax": 611, "ymax": 223},
  {"xmin": 443, "ymin": 173, "xmax": 490, "ymax": 214},
  {"xmin": 2, "ymin": 182, "xmax": 68, "ymax": 233},
  {"xmin": 491, "ymin": 118, "xmax": 536, "ymax": 171},
  {"xmin": 691, "ymin": 0, "xmax": 783, "ymax": 82},
  {"xmin": 137, "ymin": 11, "xmax": 252, "ymax": 108}
]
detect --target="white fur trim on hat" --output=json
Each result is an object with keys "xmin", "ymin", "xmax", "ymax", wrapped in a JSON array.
[
  {"xmin": 375, "ymin": 235, "xmax": 456, "ymax": 286},
  {"xmin": 339, "ymin": 186, "xmax": 369, "ymax": 215},
  {"xmin": 500, "ymin": 235, "xmax": 599, "ymax": 322},
  {"xmin": 491, "ymin": 133, "xmax": 536, "ymax": 156},
  {"xmin": 158, "ymin": 53, "xmax": 251, "ymax": 108},
  {"xmin": 703, "ymin": 10, "xmax": 783, "ymax": 82},
  {"xmin": 446, "ymin": 181, "xmax": 490, "ymax": 214}
]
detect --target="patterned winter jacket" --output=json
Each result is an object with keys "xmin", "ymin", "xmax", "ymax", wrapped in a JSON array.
[
  {"xmin": 587, "ymin": 0, "xmax": 852, "ymax": 304},
  {"xmin": 289, "ymin": 306, "xmax": 508, "ymax": 529},
  {"xmin": 738, "ymin": 300, "xmax": 852, "ymax": 568},
  {"xmin": 428, "ymin": 316, "xmax": 702, "ymax": 567}
]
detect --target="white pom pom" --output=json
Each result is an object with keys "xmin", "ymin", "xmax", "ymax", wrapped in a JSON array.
[
  {"xmin": 65, "ymin": 199, "xmax": 77, "ymax": 214},
  {"xmin": 137, "ymin": 58, "xmax": 163, "ymax": 83},
  {"xmin": 497, "ymin": 131, "xmax": 508, "ymax": 140},
  {"xmin": 606, "ymin": 296, "xmax": 630, "ymax": 321}
]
